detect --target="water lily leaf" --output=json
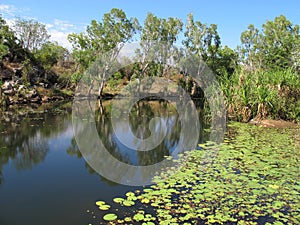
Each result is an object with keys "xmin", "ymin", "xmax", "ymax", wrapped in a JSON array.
[
  {"xmin": 95, "ymin": 201, "xmax": 105, "ymax": 206},
  {"xmin": 113, "ymin": 197, "xmax": 124, "ymax": 204},
  {"xmin": 126, "ymin": 191, "xmax": 135, "ymax": 197},
  {"xmin": 98, "ymin": 204, "xmax": 110, "ymax": 210},
  {"xmin": 133, "ymin": 213, "xmax": 145, "ymax": 222},
  {"xmin": 103, "ymin": 213, "xmax": 117, "ymax": 221},
  {"xmin": 141, "ymin": 198, "xmax": 150, "ymax": 204},
  {"xmin": 122, "ymin": 200, "xmax": 135, "ymax": 207}
]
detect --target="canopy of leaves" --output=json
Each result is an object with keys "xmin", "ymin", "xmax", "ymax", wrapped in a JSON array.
[
  {"xmin": 239, "ymin": 15, "xmax": 300, "ymax": 72},
  {"xmin": 13, "ymin": 18, "xmax": 50, "ymax": 53}
]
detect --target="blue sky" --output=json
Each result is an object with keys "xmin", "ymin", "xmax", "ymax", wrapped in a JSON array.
[{"xmin": 0, "ymin": 0, "xmax": 300, "ymax": 49}]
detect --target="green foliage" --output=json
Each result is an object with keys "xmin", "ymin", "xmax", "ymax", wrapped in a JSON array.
[
  {"xmin": 0, "ymin": 16, "xmax": 23, "ymax": 61},
  {"xmin": 13, "ymin": 18, "xmax": 50, "ymax": 53},
  {"xmin": 214, "ymin": 45, "xmax": 238, "ymax": 76},
  {"xmin": 239, "ymin": 15, "xmax": 300, "ymax": 72},
  {"xmin": 220, "ymin": 69, "xmax": 300, "ymax": 122},
  {"xmin": 0, "ymin": 16, "xmax": 9, "ymax": 57},
  {"xmin": 68, "ymin": 8, "xmax": 138, "ymax": 71},
  {"xmin": 71, "ymin": 72, "xmax": 82, "ymax": 84},
  {"xmin": 183, "ymin": 13, "xmax": 221, "ymax": 63},
  {"xmin": 94, "ymin": 123, "xmax": 300, "ymax": 224},
  {"xmin": 68, "ymin": 8, "xmax": 138, "ymax": 97},
  {"xmin": 35, "ymin": 41, "xmax": 69, "ymax": 70}
]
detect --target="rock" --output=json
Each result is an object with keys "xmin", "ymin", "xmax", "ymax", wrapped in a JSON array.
[
  {"xmin": 18, "ymin": 85, "xmax": 26, "ymax": 92},
  {"xmin": 3, "ymin": 89, "xmax": 15, "ymax": 95},
  {"xmin": 2, "ymin": 81, "xmax": 14, "ymax": 91},
  {"xmin": 30, "ymin": 96, "xmax": 41, "ymax": 103},
  {"xmin": 42, "ymin": 96, "xmax": 49, "ymax": 103}
]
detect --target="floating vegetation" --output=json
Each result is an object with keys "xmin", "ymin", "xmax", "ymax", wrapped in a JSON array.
[
  {"xmin": 94, "ymin": 123, "xmax": 300, "ymax": 224},
  {"xmin": 103, "ymin": 213, "xmax": 118, "ymax": 221}
]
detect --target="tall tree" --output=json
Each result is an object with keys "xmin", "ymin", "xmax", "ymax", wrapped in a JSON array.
[
  {"xmin": 238, "ymin": 24, "xmax": 261, "ymax": 71},
  {"xmin": 183, "ymin": 13, "xmax": 221, "ymax": 73},
  {"xmin": 239, "ymin": 15, "xmax": 300, "ymax": 72},
  {"xmin": 262, "ymin": 15, "xmax": 300, "ymax": 70},
  {"xmin": 136, "ymin": 13, "xmax": 182, "ymax": 79},
  {"xmin": 68, "ymin": 8, "xmax": 138, "ymax": 97},
  {"xmin": 0, "ymin": 16, "xmax": 22, "ymax": 61},
  {"xmin": 14, "ymin": 18, "xmax": 50, "ymax": 53}
]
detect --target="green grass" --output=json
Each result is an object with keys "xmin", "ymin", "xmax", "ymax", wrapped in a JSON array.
[{"xmin": 219, "ymin": 69, "xmax": 300, "ymax": 122}]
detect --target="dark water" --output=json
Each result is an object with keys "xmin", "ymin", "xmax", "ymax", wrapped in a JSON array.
[{"xmin": 0, "ymin": 100, "xmax": 208, "ymax": 225}]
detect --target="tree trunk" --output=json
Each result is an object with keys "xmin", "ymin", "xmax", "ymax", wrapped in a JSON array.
[
  {"xmin": 88, "ymin": 79, "xmax": 94, "ymax": 98},
  {"xmin": 98, "ymin": 79, "xmax": 105, "ymax": 99},
  {"xmin": 97, "ymin": 99, "xmax": 104, "ymax": 115}
]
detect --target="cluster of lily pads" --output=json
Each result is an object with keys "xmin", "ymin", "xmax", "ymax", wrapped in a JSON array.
[{"xmin": 93, "ymin": 123, "xmax": 300, "ymax": 224}]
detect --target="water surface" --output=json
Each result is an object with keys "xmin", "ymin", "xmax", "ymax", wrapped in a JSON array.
[{"xmin": 0, "ymin": 100, "xmax": 208, "ymax": 225}]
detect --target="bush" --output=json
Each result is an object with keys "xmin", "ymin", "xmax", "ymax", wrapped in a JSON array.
[{"xmin": 220, "ymin": 69, "xmax": 300, "ymax": 122}]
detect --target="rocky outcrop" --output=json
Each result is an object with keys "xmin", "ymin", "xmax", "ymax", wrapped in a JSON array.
[{"xmin": 1, "ymin": 80, "xmax": 42, "ymax": 105}]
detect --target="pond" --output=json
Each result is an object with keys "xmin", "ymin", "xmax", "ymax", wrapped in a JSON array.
[
  {"xmin": 0, "ymin": 99, "xmax": 209, "ymax": 225},
  {"xmin": 0, "ymin": 100, "xmax": 299, "ymax": 225}
]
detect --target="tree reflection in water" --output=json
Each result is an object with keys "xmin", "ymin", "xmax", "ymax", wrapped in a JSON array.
[
  {"xmin": 0, "ymin": 107, "xmax": 71, "ymax": 184},
  {"xmin": 94, "ymin": 99, "xmax": 207, "ymax": 167},
  {"xmin": 0, "ymin": 99, "xmax": 208, "ymax": 185}
]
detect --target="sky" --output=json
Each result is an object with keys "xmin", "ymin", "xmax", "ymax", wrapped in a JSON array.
[{"xmin": 0, "ymin": 0, "xmax": 300, "ymax": 50}]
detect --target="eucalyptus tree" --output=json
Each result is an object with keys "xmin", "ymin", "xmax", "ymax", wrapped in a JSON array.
[
  {"xmin": 136, "ymin": 13, "xmax": 183, "ymax": 78},
  {"xmin": 239, "ymin": 15, "xmax": 300, "ymax": 72},
  {"xmin": 262, "ymin": 15, "xmax": 300, "ymax": 70},
  {"xmin": 238, "ymin": 24, "xmax": 261, "ymax": 71},
  {"xmin": 14, "ymin": 18, "xmax": 50, "ymax": 53},
  {"xmin": 0, "ymin": 16, "xmax": 22, "ymax": 61},
  {"xmin": 183, "ymin": 13, "xmax": 221, "ymax": 71},
  {"xmin": 68, "ymin": 8, "xmax": 139, "ymax": 97}
]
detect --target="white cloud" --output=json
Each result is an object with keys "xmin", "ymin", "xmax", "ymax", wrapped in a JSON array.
[
  {"xmin": 0, "ymin": 4, "xmax": 16, "ymax": 15},
  {"xmin": 0, "ymin": 4, "xmax": 84, "ymax": 50},
  {"xmin": 53, "ymin": 19, "xmax": 74, "ymax": 30},
  {"xmin": 49, "ymin": 29, "xmax": 72, "ymax": 50},
  {"xmin": 47, "ymin": 19, "xmax": 86, "ymax": 50},
  {"xmin": 46, "ymin": 19, "xmax": 78, "ymax": 50},
  {"xmin": 0, "ymin": 4, "xmax": 28, "ymax": 17}
]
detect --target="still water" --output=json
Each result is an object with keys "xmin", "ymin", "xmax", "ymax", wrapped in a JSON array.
[{"xmin": 0, "ymin": 100, "xmax": 208, "ymax": 225}]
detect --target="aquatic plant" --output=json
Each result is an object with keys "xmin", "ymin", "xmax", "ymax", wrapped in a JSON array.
[{"xmin": 94, "ymin": 123, "xmax": 300, "ymax": 224}]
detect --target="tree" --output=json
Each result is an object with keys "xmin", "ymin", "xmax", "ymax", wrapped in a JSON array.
[
  {"xmin": 183, "ymin": 13, "xmax": 221, "ymax": 73},
  {"xmin": 0, "ymin": 16, "xmax": 23, "ymax": 62},
  {"xmin": 35, "ymin": 41, "xmax": 69, "ymax": 70},
  {"xmin": 136, "ymin": 13, "xmax": 182, "ymax": 79},
  {"xmin": 262, "ymin": 15, "xmax": 300, "ymax": 70},
  {"xmin": 238, "ymin": 24, "xmax": 261, "ymax": 71},
  {"xmin": 68, "ymin": 8, "xmax": 138, "ymax": 97},
  {"xmin": 239, "ymin": 15, "xmax": 300, "ymax": 72},
  {"xmin": 0, "ymin": 16, "xmax": 9, "ymax": 58},
  {"xmin": 214, "ymin": 46, "xmax": 238, "ymax": 76},
  {"xmin": 14, "ymin": 18, "xmax": 50, "ymax": 53}
]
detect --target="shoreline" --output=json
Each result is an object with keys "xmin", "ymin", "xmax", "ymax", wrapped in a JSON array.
[{"xmin": 1, "ymin": 96, "xmax": 299, "ymax": 128}]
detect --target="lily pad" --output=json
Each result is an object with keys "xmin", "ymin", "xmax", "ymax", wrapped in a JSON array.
[
  {"xmin": 103, "ymin": 213, "xmax": 117, "ymax": 221},
  {"xmin": 95, "ymin": 200, "xmax": 105, "ymax": 206},
  {"xmin": 113, "ymin": 197, "xmax": 124, "ymax": 204},
  {"xmin": 98, "ymin": 204, "xmax": 110, "ymax": 210}
]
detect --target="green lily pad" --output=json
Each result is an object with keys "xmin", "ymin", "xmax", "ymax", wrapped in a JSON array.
[
  {"xmin": 133, "ymin": 213, "xmax": 145, "ymax": 222},
  {"xmin": 98, "ymin": 204, "xmax": 110, "ymax": 210},
  {"xmin": 122, "ymin": 200, "xmax": 135, "ymax": 207},
  {"xmin": 95, "ymin": 201, "xmax": 105, "ymax": 206},
  {"xmin": 113, "ymin": 197, "xmax": 124, "ymax": 204},
  {"xmin": 103, "ymin": 213, "xmax": 117, "ymax": 221}
]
